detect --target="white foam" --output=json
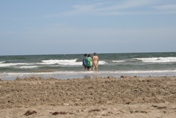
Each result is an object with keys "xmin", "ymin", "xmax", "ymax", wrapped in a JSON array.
[
  {"xmin": 98, "ymin": 61, "xmax": 107, "ymax": 65},
  {"xmin": 1, "ymin": 70, "xmax": 176, "ymax": 77},
  {"xmin": 112, "ymin": 60, "xmax": 125, "ymax": 63},
  {"xmin": 0, "ymin": 60, "xmax": 107, "ymax": 68},
  {"xmin": 135, "ymin": 57, "xmax": 176, "ymax": 63},
  {"xmin": 1, "ymin": 69, "xmax": 176, "ymax": 80},
  {"xmin": 114, "ymin": 70, "xmax": 176, "ymax": 74},
  {"xmin": 41, "ymin": 59, "xmax": 107, "ymax": 66},
  {"xmin": 16, "ymin": 66, "xmax": 39, "ymax": 69},
  {"xmin": 0, "ymin": 63, "xmax": 30, "ymax": 67},
  {"xmin": 41, "ymin": 59, "xmax": 80, "ymax": 66}
]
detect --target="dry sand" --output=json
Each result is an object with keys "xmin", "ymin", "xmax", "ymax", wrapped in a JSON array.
[{"xmin": 0, "ymin": 76, "xmax": 176, "ymax": 118}]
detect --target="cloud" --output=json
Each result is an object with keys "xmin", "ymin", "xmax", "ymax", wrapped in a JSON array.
[
  {"xmin": 151, "ymin": 4, "xmax": 176, "ymax": 14},
  {"xmin": 45, "ymin": 0, "xmax": 176, "ymax": 17},
  {"xmin": 154, "ymin": 4, "xmax": 176, "ymax": 10},
  {"xmin": 60, "ymin": 0, "xmax": 157, "ymax": 16},
  {"xmin": 97, "ymin": 0, "xmax": 154, "ymax": 11}
]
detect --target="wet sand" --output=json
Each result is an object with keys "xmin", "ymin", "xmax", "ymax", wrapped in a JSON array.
[{"xmin": 0, "ymin": 76, "xmax": 176, "ymax": 118}]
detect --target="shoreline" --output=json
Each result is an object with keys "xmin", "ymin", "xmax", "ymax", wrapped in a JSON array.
[
  {"xmin": 0, "ymin": 76, "xmax": 176, "ymax": 117},
  {"xmin": 1, "ymin": 70, "xmax": 176, "ymax": 80}
]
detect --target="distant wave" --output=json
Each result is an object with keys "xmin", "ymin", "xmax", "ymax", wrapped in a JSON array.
[
  {"xmin": 41, "ymin": 59, "xmax": 81, "ymax": 66},
  {"xmin": 112, "ymin": 57, "xmax": 176, "ymax": 63},
  {"xmin": 112, "ymin": 60, "xmax": 126, "ymax": 63},
  {"xmin": 0, "ymin": 63, "xmax": 32, "ymax": 67},
  {"xmin": 0, "ymin": 59, "xmax": 107, "ymax": 69},
  {"xmin": 112, "ymin": 59, "xmax": 141, "ymax": 63},
  {"xmin": 16, "ymin": 66, "xmax": 39, "ymax": 69},
  {"xmin": 41, "ymin": 59, "xmax": 107, "ymax": 66},
  {"xmin": 135, "ymin": 57, "xmax": 176, "ymax": 63}
]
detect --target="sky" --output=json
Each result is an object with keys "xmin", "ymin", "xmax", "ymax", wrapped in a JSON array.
[{"xmin": 0, "ymin": 0, "xmax": 176, "ymax": 55}]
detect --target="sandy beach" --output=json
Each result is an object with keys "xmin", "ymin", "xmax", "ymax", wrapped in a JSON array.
[{"xmin": 0, "ymin": 76, "xmax": 176, "ymax": 118}]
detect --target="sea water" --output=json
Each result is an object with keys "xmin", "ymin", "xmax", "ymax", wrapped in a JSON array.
[{"xmin": 0, "ymin": 52, "xmax": 176, "ymax": 80}]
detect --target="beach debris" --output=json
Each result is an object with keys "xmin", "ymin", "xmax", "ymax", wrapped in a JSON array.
[
  {"xmin": 52, "ymin": 111, "xmax": 67, "ymax": 115},
  {"xmin": 152, "ymin": 104, "xmax": 167, "ymax": 109},
  {"xmin": 125, "ymin": 102, "xmax": 131, "ymax": 104},
  {"xmin": 107, "ymin": 76, "xmax": 114, "ymax": 79},
  {"xmin": 51, "ymin": 111, "xmax": 74, "ymax": 115},
  {"xmin": 120, "ymin": 76, "xmax": 129, "ymax": 78},
  {"xmin": 89, "ymin": 109, "xmax": 101, "ymax": 113},
  {"xmin": 120, "ymin": 76, "xmax": 124, "ymax": 78},
  {"xmin": 130, "ymin": 110, "xmax": 147, "ymax": 114},
  {"xmin": 24, "ymin": 110, "xmax": 37, "ymax": 116}
]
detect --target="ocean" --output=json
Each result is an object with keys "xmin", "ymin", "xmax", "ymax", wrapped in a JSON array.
[{"xmin": 0, "ymin": 52, "xmax": 176, "ymax": 80}]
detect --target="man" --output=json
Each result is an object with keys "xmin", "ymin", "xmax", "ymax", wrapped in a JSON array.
[
  {"xmin": 92, "ymin": 53, "xmax": 99, "ymax": 71},
  {"xmin": 82, "ymin": 54, "xmax": 87, "ymax": 70},
  {"xmin": 86, "ymin": 54, "xmax": 92, "ymax": 71}
]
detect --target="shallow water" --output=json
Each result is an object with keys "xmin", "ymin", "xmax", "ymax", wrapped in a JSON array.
[{"xmin": 1, "ymin": 52, "xmax": 176, "ymax": 80}]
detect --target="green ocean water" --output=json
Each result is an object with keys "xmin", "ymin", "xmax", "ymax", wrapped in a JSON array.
[{"xmin": 0, "ymin": 52, "xmax": 176, "ymax": 80}]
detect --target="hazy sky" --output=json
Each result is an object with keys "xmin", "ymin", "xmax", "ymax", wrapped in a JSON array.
[{"xmin": 0, "ymin": 0, "xmax": 176, "ymax": 55}]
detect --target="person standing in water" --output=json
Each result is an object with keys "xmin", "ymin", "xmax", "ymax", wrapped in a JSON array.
[
  {"xmin": 92, "ymin": 52, "xmax": 99, "ymax": 71},
  {"xmin": 82, "ymin": 54, "xmax": 87, "ymax": 70},
  {"xmin": 86, "ymin": 54, "xmax": 92, "ymax": 71}
]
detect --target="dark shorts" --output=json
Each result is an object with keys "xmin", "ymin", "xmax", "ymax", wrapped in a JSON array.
[{"xmin": 87, "ymin": 66, "xmax": 91, "ymax": 69}]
